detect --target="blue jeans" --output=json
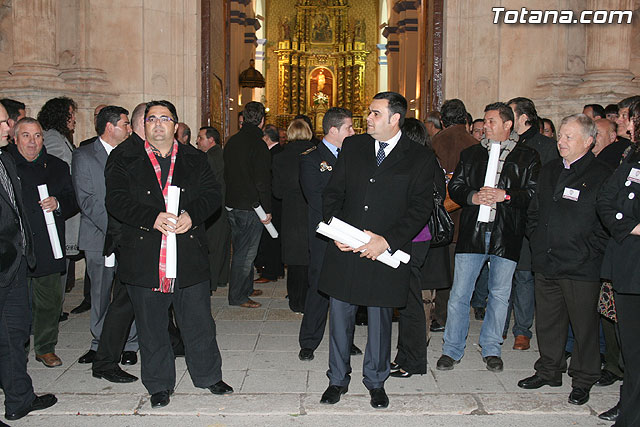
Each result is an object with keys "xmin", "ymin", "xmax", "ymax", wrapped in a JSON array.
[
  {"xmin": 227, "ymin": 208, "xmax": 263, "ymax": 306},
  {"xmin": 471, "ymin": 263, "xmax": 489, "ymax": 309},
  {"xmin": 443, "ymin": 234, "xmax": 516, "ymax": 360},
  {"xmin": 503, "ymin": 270, "xmax": 535, "ymax": 339}
]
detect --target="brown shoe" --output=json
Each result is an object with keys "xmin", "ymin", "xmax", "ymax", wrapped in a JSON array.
[
  {"xmin": 513, "ymin": 335, "xmax": 530, "ymax": 350},
  {"xmin": 36, "ymin": 353, "xmax": 62, "ymax": 368},
  {"xmin": 239, "ymin": 299, "xmax": 262, "ymax": 308},
  {"xmin": 254, "ymin": 277, "xmax": 273, "ymax": 284}
]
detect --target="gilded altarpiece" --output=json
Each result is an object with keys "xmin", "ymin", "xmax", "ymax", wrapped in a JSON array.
[{"xmin": 274, "ymin": 0, "xmax": 370, "ymax": 132}]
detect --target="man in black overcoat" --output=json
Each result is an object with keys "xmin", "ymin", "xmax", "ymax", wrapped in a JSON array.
[{"xmin": 318, "ymin": 92, "xmax": 435, "ymax": 409}]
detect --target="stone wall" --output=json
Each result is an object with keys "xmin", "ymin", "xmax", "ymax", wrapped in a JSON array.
[
  {"xmin": 0, "ymin": 0, "xmax": 201, "ymax": 144},
  {"xmin": 443, "ymin": 0, "xmax": 640, "ymax": 126}
]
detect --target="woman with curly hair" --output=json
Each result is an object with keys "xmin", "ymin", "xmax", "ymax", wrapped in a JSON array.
[
  {"xmin": 597, "ymin": 100, "xmax": 640, "ymax": 426},
  {"xmin": 37, "ymin": 97, "xmax": 77, "ymax": 167}
]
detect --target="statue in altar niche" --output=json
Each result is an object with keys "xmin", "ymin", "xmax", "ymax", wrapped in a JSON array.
[
  {"xmin": 354, "ymin": 19, "xmax": 366, "ymax": 42},
  {"xmin": 310, "ymin": 68, "xmax": 332, "ymax": 110},
  {"xmin": 312, "ymin": 13, "xmax": 333, "ymax": 44},
  {"xmin": 280, "ymin": 16, "xmax": 291, "ymax": 41}
]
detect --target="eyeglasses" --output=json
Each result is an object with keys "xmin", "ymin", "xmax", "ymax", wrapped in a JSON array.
[{"xmin": 145, "ymin": 115, "xmax": 174, "ymax": 124}]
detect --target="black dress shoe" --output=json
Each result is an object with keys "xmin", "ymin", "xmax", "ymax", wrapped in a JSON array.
[
  {"xmin": 390, "ymin": 362, "xmax": 400, "ymax": 371},
  {"xmin": 299, "ymin": 348, "xmax": 314, "ymax": 361},
  {"xmin": 70, "ymin": 300, "xmax": 91, "ymax": 314},
  {"xmin": 484, "ymin": 356, "xmax": 503, "ymax": 372},
  {"xmin": 208, "ymin": 380, "xmax": 234, "ymax": 395},
  {"xmin": 58, "ymin": 312, "xmax": 69, "ymax": 322},
  {"xmin": 350, "ymin": 344, "xmax": 363, "ymax": 355},
  {"xmin": 93, "ymin": 367, "xmax": 138, "ymax": 383},
  {"xmin": 5, "ymin": 394, "xmax": 58, "ymax": 420},
  {"xmin": 320, "ymin": 385, "xmax": 348, "ymax": 404},
  {"xmin": 517, "ymin": 374, "xmax": 562, "ymax": 389},
  {"xmin": 120, "ymin": 351, "xmax": 137, "ymax": 365},
  {"xmin": 595, "ymin": 369, "xmax": 623, "ymax": 387},
  {"xmin": 150, "ymin": 390, "xmax": 172, "ymax": 408},
  {"xmin": 78, "ymin": 349, "xmax": 96, "ymax": 364},
  {"xmin": 598, "ymin": 401, "xmax": 620, "ymax": 421},
  {"xmin": 430, "ymin": 320, "xmax": 445, "ymax": 332},
  {"xmin": 436, "ymin": 355, "xmax": 459, "ymax": 371},
  {"xmin": 568, "ymin": 387, "xmax": 590, "ymax": 405},
  {"xmin": 369, "ymin": 387, "xmax": 389, "ymax": 408}
]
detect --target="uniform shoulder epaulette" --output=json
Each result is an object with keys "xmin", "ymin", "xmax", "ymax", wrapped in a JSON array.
[{"xmin": 300, "ymin": 146, "xmax": 317, "ymax": 156}]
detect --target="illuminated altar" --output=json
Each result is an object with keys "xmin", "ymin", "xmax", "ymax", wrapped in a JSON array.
[{"xmin": 274, "ymin": 0, "xmax": 370, "ymax": 133}]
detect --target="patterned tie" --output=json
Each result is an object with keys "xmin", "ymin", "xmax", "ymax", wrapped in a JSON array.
[{"xmin": 376, "ymin": 142, "xmax": 388, "ymax": 166}]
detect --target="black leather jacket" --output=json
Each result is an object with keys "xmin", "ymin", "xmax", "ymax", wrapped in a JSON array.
[{"xmin": 448, "ymin": 142, "xmax": 540, "ymax": 262}]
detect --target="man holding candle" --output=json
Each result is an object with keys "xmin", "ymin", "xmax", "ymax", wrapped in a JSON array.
[
  {"xmin": 437, "ymin": 102, "xmax": 540, "ymax": 372},
  {"xmin": 6, "ymin": 117, "xmax": 78, "ymax": 368},
  {"xmin": 105, "ymin": 100, "xmax": 232, "ymax": 408}
]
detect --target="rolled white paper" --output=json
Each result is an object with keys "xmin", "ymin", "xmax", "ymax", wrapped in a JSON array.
[
  {"xmin": 104, "ymin": 253, "xmax": 115, "ymax": 267},
  {"xmin": 165, "ymin": 185, "xmax": 180, "ymax": 279},
  {"xmin": 328, "ymin": 217, "xmax": 410, "ymax": 264},
  {"xmin": 316, "ymin": 222, "xmax": 400, "ymax": 269},
  {"xmin": 37, "ymin": 184, "xmax": 63, "ymax": 260},
  {"xmin": 478, "ymin": 142, "xmax": 501, "ymax": 223},
  {"xmin": 253, "ymin": 203, "xmax": 278, "ymax": 238}
]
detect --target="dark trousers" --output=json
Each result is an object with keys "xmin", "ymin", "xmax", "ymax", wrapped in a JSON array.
[
  {"xmin": 394, "ymin": 241, "xmax": 430, "ymax": 374},
  {"xmin": 254, "ymin": 228, "xmax": 283, "ymax": 280},
  {"xmin": 328, "ymin": 297, "xmax": 392, "ymax": 390},
  {"xmin": 299, "ymin": 241, "xmax": 329, "ymax": 350},
  {"xmin": 602, "ymin": 316, "xmax": 623, "ymax": 377},
  {"xmin": 227, "ymin": 209, "xmax": 263, "ymax": 305},
  {"xmin": 0, "ymin": 258, "xmax": 36, "ymax": 414},
  {"xmin": 29, "ymin": 273, "xmax": 63, "ymax": 355},
  {"xmin": 616, "ymin": 292, "xmax": 640, "ymax": 427},
  {"xmin": 533, "ymin": 274, "xmax": 601, "ymax": 388},
  {"xmin": 93, "ymin": 277, "xmax": 134, "ymax": 372},
  {"xmin": 127, "ymin": 282, "xmax": 222, "ymax": 395},
  {"xmin": 287, "ymin": 265, "xmax": 308, "ymax": 313}
]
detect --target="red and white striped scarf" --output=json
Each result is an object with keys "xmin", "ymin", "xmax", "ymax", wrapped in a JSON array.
[{"xmin": 144, "ymin": 140, "xmax": 178, "ymax": 293}]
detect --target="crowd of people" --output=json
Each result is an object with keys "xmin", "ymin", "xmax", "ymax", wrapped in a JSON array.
[{"xmin": 0, "ymin": 91, "xmax": 637, "ymax": 426}]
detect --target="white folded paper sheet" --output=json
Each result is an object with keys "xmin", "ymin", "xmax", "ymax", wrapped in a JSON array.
[
  {"xmin": 253, "ymin": 204, "xmax": 278, "ymax": 238},
  {"xmin": 37, "ymin": 184, "xmax": 63, "ymax": 259},
  {"xmin": 166, "ymin": 186, "xmax": 180, "ymax": 278},
  {"xmin": 328, "ymin": 217, "xmax": 410, "ymax": 264},
  {"xmin": 316, "ymin": 221, "xmax": 400, "ymax": 269},
  {"xmin": 478, "ymin": 142, "xmax": 500, "ymax": 223}
]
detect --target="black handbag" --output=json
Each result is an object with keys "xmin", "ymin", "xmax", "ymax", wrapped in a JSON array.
[{"xmin": 428, "ymin": 184, "xmax": 454, "ymax": 248}]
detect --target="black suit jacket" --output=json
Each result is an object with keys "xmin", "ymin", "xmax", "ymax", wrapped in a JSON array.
[
  {"xmin": 318, "ymin": 133, "xmax": 435, "ymax": 307},
  {"xmin": 105, "ymin": 138, "xmax": 221, "ymax": 288},
  {"xmin": 0, "ymin": 151, "xmax": 35, "ymax": 285}
]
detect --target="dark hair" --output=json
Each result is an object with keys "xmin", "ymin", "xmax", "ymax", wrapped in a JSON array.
[
  {"xmin": 484, "ymin": 102, "xmax": 514, "ymax": 129},
  {"xmin": 243, "ymin": 101, "xmax": 265, "ymax": 126},
  {"xmin": 37, "ymin": 96, "xmax": 77, "ymax": 141},
  {"xmin": 604, "ymin": 104, "xmax": 619, "ymax": 116},
  {"xmin": 238, "ymin": 110, "xmax": 244, "ymax": 119},
  {"xmin": 425, "ymin": 111, "xmax": 442, "ymax": 130},
  {"xmin": 401, "ymin": 118, "xmax": 431, "ymax": 149},
  {"xmin": 322, "ymin": 107, "xmax": 352, "ymax": 135},
  {"xmin": 96, "ymin": 106, "xmax": 129, "ymax": 136},
  {"xmin": 373, "ymin": 91, "xmax": 407, "ymax": 127},
  {"xmin": 200, "ymin": 126, "xmax": 221, "ymax": 145},
  {"xmin": 179, "ymin": 123, "xmax": 191, "ymax": 142},
  {"xmin": 293, "ymin": 114, "xmax": 314, "ymax": 134},
  {"xmin": 618, "ymin": 96, "xmax": 640, "ymax": 110},
  {"xmin": 0, "ymin": 99, "xmax": 25, "ymax": 121},
  {"xmin": 440, "ymin": 99, "xmax": 468, "ymax": 127},
  {"xmin": 541, "ymin": 118, "xmax": 556, "ymax": 137},
  {"xmin": 263, "ymin": 124, "xmax": 279, "ymax": 143},
  {"xmin": 472, "ymin": 118, "xmax": 484, "ymax": 126},
  {"xmin": 466, "ymin": 113, "xmax": 472, "ymax": 126},
  {"xmin": 507, "ymin": 97, "xmax": 539, "ymax": 129},
  {"xmin": 144, "ymin": 100, "xmax": 178, "ymax": 123},
  {"xmin": 629, "ymin": 100, "xmax": 640, "ymax": 144},
  {"xmin": 584, "ymin": 103, "xmax": 605, "ymax": 119}
]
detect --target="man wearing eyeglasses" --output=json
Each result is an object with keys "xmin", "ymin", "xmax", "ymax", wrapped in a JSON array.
[
  {"xmin": 105, "ymin": 100, "xmax": 232, "ymax": 408},
  {"xmin": 73, "ymin": 106, "xmax": 134, "ymax": 366}
]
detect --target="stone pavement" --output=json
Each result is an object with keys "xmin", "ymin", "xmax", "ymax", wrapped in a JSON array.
[{"xmin": 4, "ymin": 277, "xmax": 617, "ymax": 426}]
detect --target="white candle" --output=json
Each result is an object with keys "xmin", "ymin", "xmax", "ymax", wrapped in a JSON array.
[
  {"xmin": 37, "ymin": 184, "xmax": 63, "ymax": 259},
  {"xmin": 165, "ymin": 185, "xmax": 180, "ymax": 278},
  {"xmin": 478, "ymin": 142, "xmax": 501, "ymax": 223}
]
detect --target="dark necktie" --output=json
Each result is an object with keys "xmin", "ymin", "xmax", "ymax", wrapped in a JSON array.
[
  {"xmin": 336, "ymin": 147, "xmax": 340, "ymax": 158},
  {"xmin": 376, "ymin": 142, "xmax": 388, "ymax": 166}
]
